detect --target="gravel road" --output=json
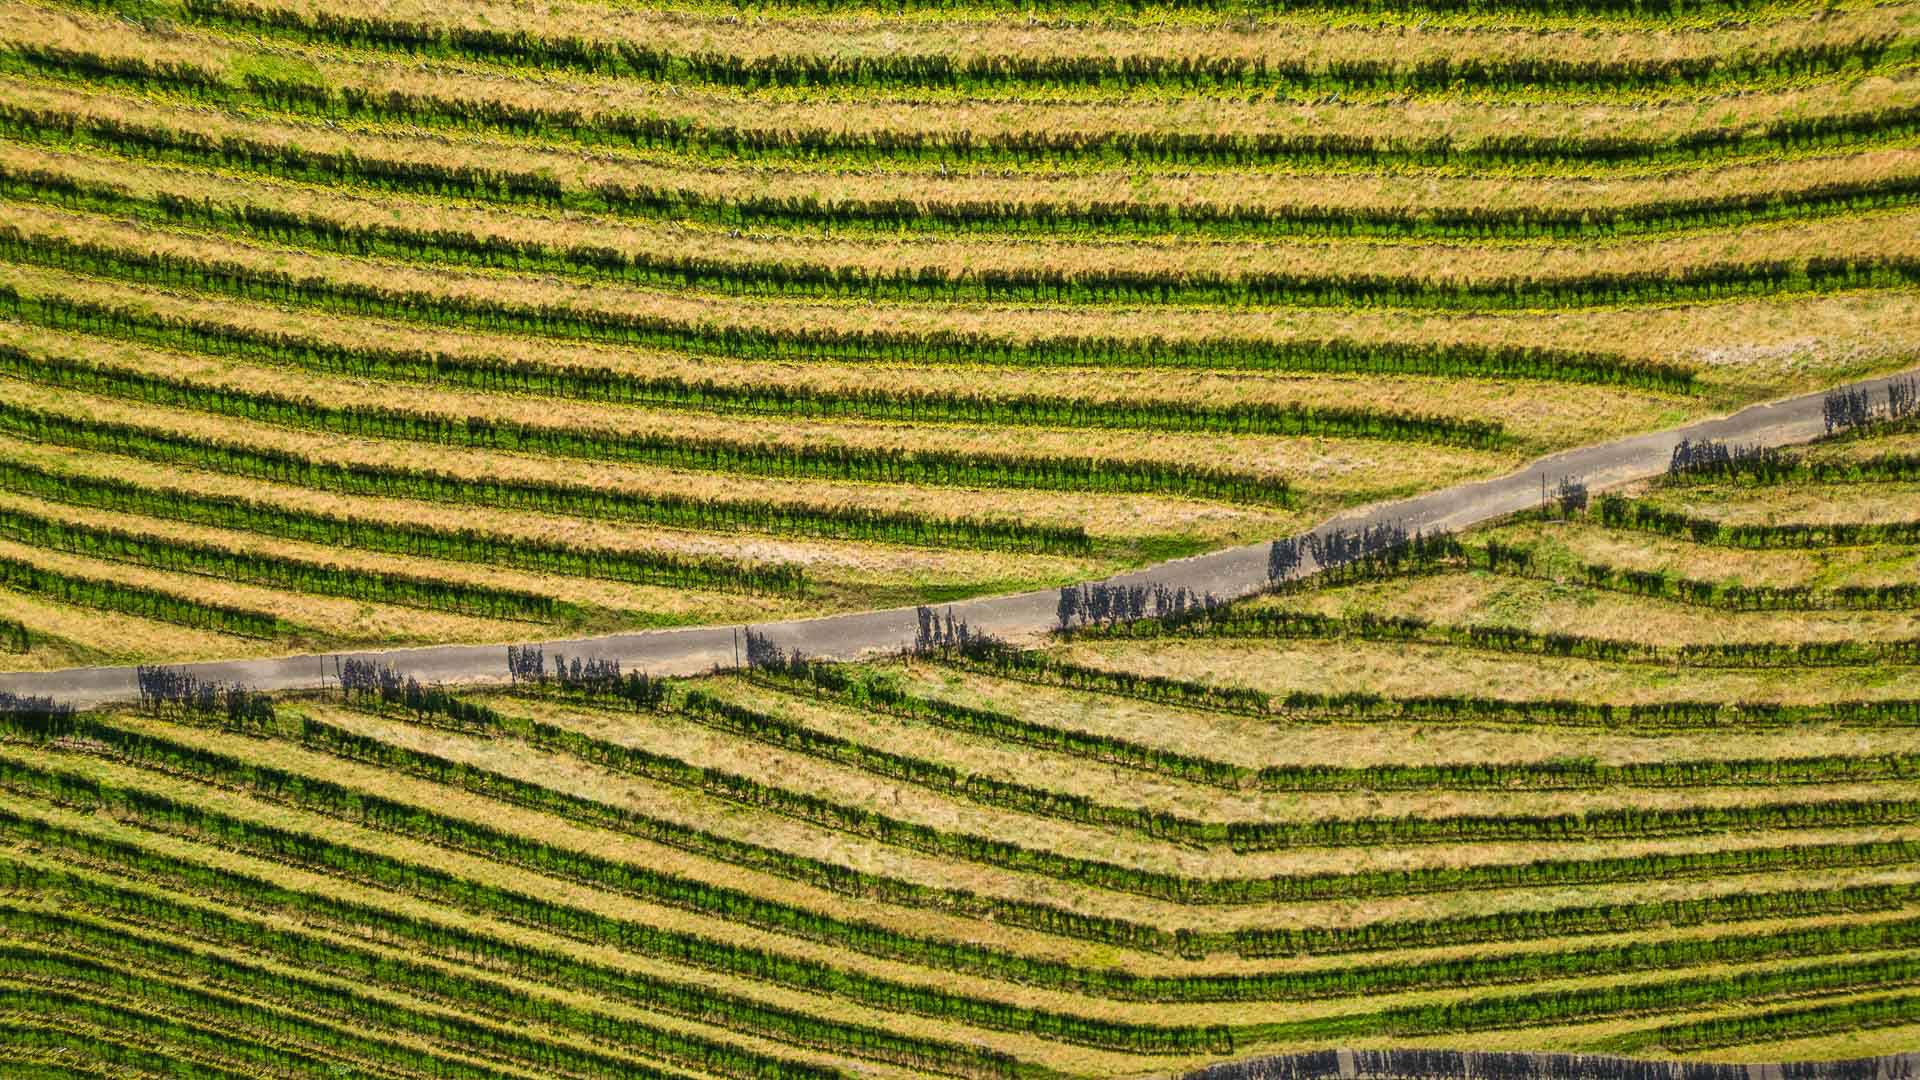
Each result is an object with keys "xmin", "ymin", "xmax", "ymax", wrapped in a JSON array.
[{"xmin": 4, "ymin": 368, "xmax": 1914, "ymax": 707}]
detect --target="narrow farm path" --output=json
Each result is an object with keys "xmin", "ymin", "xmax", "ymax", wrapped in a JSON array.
[{"xmin": 6, "ymin": 367, "xmax": 1916, "ymax": 706}]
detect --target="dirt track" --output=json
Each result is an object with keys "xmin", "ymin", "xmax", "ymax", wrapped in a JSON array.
[{"xmin": 4, "ymin": 368, "xmax": 1915, "ymax": 707}]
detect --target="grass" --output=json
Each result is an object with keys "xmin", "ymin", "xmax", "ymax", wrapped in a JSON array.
[
  {"xmin": 11, "ymin": 5, "xmax": 1920, "ymax": 173},
  {"xmin": 3, "ymin": 0, "xmax": 1920, "ymax": 1068},
  {"xmin": 116, "ymin": 0, "xmax": 1920, "ymax": 101},
  {"xmin": 6, "ymin": 78, "xmax": 1919, "ymax": 237}
]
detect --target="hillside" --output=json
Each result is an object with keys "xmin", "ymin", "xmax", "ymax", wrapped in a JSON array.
[
  {"xmin": 5, "ymin": 414, "xmax": 1920, "ymax": 1072},
  {"xmin": 4, "ymin": 0, "xmax": 1920, "ymax": 1072},
  {"xmin": 0, "ymin": 0, "xmax": 1916, "ymax": 663}
]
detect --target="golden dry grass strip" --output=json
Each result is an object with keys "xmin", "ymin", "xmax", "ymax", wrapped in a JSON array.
[
  {"xmin": 11, "ymin": 151, "xmax": 1920, "ymax": 314},
  {"xmin": 9, "ymin": 4, "xmax": 1917, "ymax": 156},
  {"xmin": 11, "ymin": 77, "xmax": 1920, "ymax": 214},
  {"xmin": 8, "ymin": 199, "xmax": 1913, "ymax": 403}
]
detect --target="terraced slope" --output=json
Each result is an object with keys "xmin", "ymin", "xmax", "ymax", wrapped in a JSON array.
[
  {"xmin": 0, "ymin": 0, "xmax": 1917, "ymax": 665},
  {"xmin": 5, "ymin": 415, "xmax": 1920, "ymax": 1074}
]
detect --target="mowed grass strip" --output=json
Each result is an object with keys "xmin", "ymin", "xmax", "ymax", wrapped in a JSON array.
[
  {"xmin": 0, "ymin": 855, "xmax": 1034, "ymax": 1080},
  {"xmin": 6, "ymin": 96, "xmax": 1919, "ymax": 247},
  {"xmin": 3, "ymin": 745, "xmax": 1920, "ymax": 1053},
  {"xmin": 0, "ymin": 277, "xmax": 1509, "ymax": 446},
  {"xmin": 0, "ymin": 752, "xmax": 1238, "ymax": 1055},
  {"xmin": 0, "ymin": 398, "xmax": 1093, "ymax": 554},
  {"xmin": 13, "ymin": 799, "xmax": 1920, "ymax": 1026},
  {"xmin": 142, "ymin": 0, "xmax": 1920, "ymax": 96},
  {"xmin": 31, "ymin": 701, "xmax": 1920, "ymax": 934},
  {"xmin": 0, "ymin": 455, "xmax": 805, "ymax": 594},
  {"xmin": 0, "ymin": 984, "xmax": 423, "ymax": 1078},
  {"xmin": 0, "ymin": 901, "xmax": 846, "ymax": 1080},
  {"xmin": 7, "ymin": 29, "xmax": 1919, "ymax": 171},
  {"xmin": 0, "ymin": 551, "xmax": 300, "ymax": 641},
  {"xmin": 0, "ymin": 253, "xmax": 1689, "ymax": 392},
  {"xmin": 0, "ymin": 339, "xmax": 1296, "ymax": 504},
  {"xmin": 0, "ymin": 940, "xmax": 642, "ymax": 1080},
  {"xmin": 0, "ymin": 499, "xmax": 577, "ymax": 622},
  {"xmin": 1067, "ymin": 603, "xmax": 1920, "ymax": 669},
  {"xmin": 5, "ymin": 161, "xmax": 1918, "ymax": 316},
  {"xmin": 745, "ymin": 662, "xmax": 1920, "ymax": 792}
]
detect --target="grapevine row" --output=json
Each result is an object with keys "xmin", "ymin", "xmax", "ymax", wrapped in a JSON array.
[
  {"xmin": 0, "ymin": 246, "xmax": 1684, "ymax": 393},
  {"xmin": 1071, "ymin": 604, "xmax": 1920, "ymax": 668},
  {"xmin": 464, "ymin": 685, "xmax": 1920, "ymax": 863},
  {"xmin": 1661, "ymin": 448, "xmax": 1920, "ymax": 485},
  {"xmin": 0, "ymin": 273, "xmax": 1507, "ymax": 446},
  {"xmin": 1, "ymin": 856, "xmax": 1029, "ymax": 1080},
  {"xmin": 316, "ymin": 698, "xmax": 1920, "ymax": 958},
  {"xmin": 92, "ymin": 0, "xmax": 1895, "ymax": 22},
  {"xmin": 0, "ymin": 223, "xmax": 1662, "ymax": 405},
  {"xmin": 0, "ymin": 903, "xmax": 838, "ymax": 1080},
  {"xmin": 0, "ymin": 985, "xmax": 404, "ymax": 1079},
  {"xmin": 3, "ymin": 1013, "xmax": 280, "ymax": 1080},
  {"xmin": 1591, "ymin": 494, "xmax": 1920, "ymax": 548},
  {"xmin": 936, "ymin": 642, "xmax": 1920, "ymax": 728},
  {"xmin": 1244, "ymin": 952, "xmax": 1920, "ymax": 1043},
  {"xmin": 1261, "ymin": 533, "xmax": 1920, "ymax": 611},
  {"xmin": 0, "ymin": 500, "xmax": 572, "ymax": 623},
  {"xmin": 1486, "ymin": 541, "xmax": 1920, "ymax": 611},
  {"xmin": 17, "ymin": 822, "xmax": 1920, "ymax": 1039},
  {"xmin": 0, "ymin": 550, "xmax": 296, "ymax": 639},
  {"xmin": 8, "ymin": 172, "xmax": 1913, "ymax": 313},
  {"xmin": 1, "ymin": 942, "xmax": 613, "ymax": 1080},
  {"xmin": 39, "ymin": 699, "xmax": 1920, "ymax": 930},
  {"xmin": 0, "ymin": 398, "xmax": 1090, "ymax": 555},
  {"xmin": 6, "ymin": 770, "xmax": 1914, "ymax": 1010},
  {"xmin": 172, "ymin": 0, "xmax": 1915, "ymax": 95},
  {"xmin": 14, "ymin": 43, "xmax": 1920, "ymax": 168},
  {"xmin": 0, "ymin": 455, "xmax": 803, "ymax": 595},
  {"xmin": 667, "ymin": 686, "xmax": 1920, "ymax": 849},
  {"xmin": 0, "ymin": 341, "xmax": 1291, "ymax": 505},
  {"xmin": 0, "ymin": 756, "xmax": 1235, "ymax": 1054},
  {"xmin": 1601, "ymin": 990, "xmax": 1920, "ymax": 1053},
  {"xmin": 4, "ymin": 102, "xmax": 1909, "ymax": 252},
  {"xmin": 749, "ymin": 662, "xmax": 1920, "ymax": 791}
]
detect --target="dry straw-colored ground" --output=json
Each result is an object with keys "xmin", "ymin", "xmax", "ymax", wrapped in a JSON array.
[
  {"xmin": 14, "ymin": 3, "xmax": 1918, "ymax": 151},
  {"xmin": 11, "ymin": 76, "xmax": 1920, "ymax": 218},
  {"xmin": 203, "ymin": 0, "xmax": 1916, "ymax": 98},
  {"xmin": 3, "ymin": 0, "xmax": 1920, "ymax": 1067}
]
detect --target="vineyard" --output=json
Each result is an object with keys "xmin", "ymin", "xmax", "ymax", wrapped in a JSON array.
[
  {"xmin": 0, "ymin": 411, "xmax": 1916, "ymax": 1072},
  {"xmin": 0, "ymin": 0, "xmax": 1912, "ymax": 662},
  {"xmin": 3, "ymin": 0, "xmax": 1920, "ymax": 1071}
]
